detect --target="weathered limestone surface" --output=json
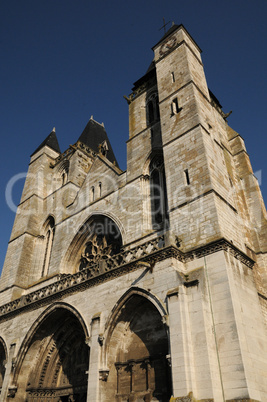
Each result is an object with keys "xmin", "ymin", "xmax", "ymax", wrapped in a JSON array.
[{"xmin": 0, "ymin": 24, "xmax": 266, "ymax": 401}]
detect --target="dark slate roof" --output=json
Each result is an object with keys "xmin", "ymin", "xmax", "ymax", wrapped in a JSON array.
[
  {"xmin": 132, "ymin": 63, "xmax": 156, "ymax": 91},
  {"xmin": 209, "ymin": 89, "xmax": 223, "ymax": 109},
  {"xmin": 146, "ymin": 61, "xmax": 155, "ymax": 74},
  {"xmin": 31, "ymin": 129, "xmax": 61, "ymax": 157},
  {"xmin": 78, "ymin": 118, "xmax": 119, "ymax": 166}
]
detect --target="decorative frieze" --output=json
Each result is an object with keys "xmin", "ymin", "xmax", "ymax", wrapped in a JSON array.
[
  {"xmin": 26, "ymin": 385, "xmax": 87, "ymax": 401},
  {"xmin": 183, "ymin": 279, "xmax": 199, "ymax": 288},
  {"xmin": 0, "ymin": 237, "xmax": 254, "ymax": 320}
]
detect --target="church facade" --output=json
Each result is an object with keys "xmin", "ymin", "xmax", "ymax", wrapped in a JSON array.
[{"xmin": 0, "ymin": 24, "xmax": 266, "ymax": 401}]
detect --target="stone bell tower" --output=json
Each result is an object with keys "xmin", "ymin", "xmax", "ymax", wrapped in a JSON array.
[{"xmin": 124, "ymin": 23, "xmax": 267, "ymax": 400}]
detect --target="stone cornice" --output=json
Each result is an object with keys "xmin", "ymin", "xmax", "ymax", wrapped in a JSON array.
[
  {"xmin": 0, "ymin": 237, "xmax": 254, "ymax": 321},
  {"xmin": 169, "ymin": 188, "xmax": 237, "ymax": 214}
]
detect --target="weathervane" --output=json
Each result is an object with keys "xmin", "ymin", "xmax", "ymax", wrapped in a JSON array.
[{"xmin": 159, "ymin": 18, "xmax": 171, "ymax": 34}]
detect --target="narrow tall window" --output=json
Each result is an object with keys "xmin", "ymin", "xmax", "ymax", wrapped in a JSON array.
[
  {"xmin": 155, "ymin": 96, "xmax": 160, "ymax": 120},
  {"xmin": 148, "ymin": 101, "xmax": 154, "ymax": 124},
  {"xmin": 171, "ymin": 72, "xmax": 175, "ymax": 83},
  {"xmin": 91, "ymin": 186, "xmax": 95, "ymax": 202},
  {"xmin": 171, "ymin": 97, "xmax": 180, "ymax": 115},
  {"xmin": 147, "ymin": 93, "xmax": 160, "ymax": 125},
  {"xmin": 42, "ymin": 217, "xmax": 55, "ymax": 277},
  {"xmin": 61, "ymin": 168, "xmax": 68, "ymax": 186},
  {"xmin": 99, "ymin": 182, "xmax": 102, "ymax": 197},
  {"xmin": 150, "ymin": 155, "xmax": 169, "ymax": 229},
  {"xmin": 58, "ymin": 161, "xmax": 69, "ymax": 187},
  {"xmin": 184, "ymin": 169, "xmax": 190, "ymax": 185},
  {"xmin": 99, "ymin": 140, "xmax": 109, "ymax": 157}
]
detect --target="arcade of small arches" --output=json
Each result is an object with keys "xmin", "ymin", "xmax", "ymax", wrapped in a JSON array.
[{"xmin": 0, "ymin": 290, "xmax": 172, "ymax": 401}]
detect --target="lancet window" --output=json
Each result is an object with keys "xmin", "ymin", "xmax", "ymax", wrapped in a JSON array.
[
  {"xmin": 171, "ymin": 97, "xmax": 180, "ymax": 115},
  {"xmin": 150, "ymin": 155, "xmax": 168, "ymax": 228},
  {"xmin": 42, "ymin": 216, "xmax": 55, "ymax": 277},
  {"xmin": 57, "ymin": 160, "xmax": 69, "ymax": 188},
  {"xmin": 147, "ymin": 93, "xmax": 160, "ymax": 125}
]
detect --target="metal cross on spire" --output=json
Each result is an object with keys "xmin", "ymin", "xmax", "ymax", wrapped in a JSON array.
[{"xmin": 159, "ymin": 18, "xmax": 171, "ymax": 34}]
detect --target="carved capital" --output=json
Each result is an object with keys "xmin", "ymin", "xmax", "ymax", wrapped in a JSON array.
[
  {"xmin": 166, "ymin": 354, "xmax": 171, "ymax": 367},
  {"xmin": 161, "ymin": 314, "xmax": 169, "ymax": 326},
  {"xmin": 98, "ymin": 334, "xmax": 104, "ymax": 346},
  {"xmin": 116, "ymin": 365, "xmax": 123, "ymax": 375},
  {"xmin": 128, "ymin": 360, "xmax": 136, "ymax": 372},
  {"xmin": 99, "ymin": 368, "xmax": 109, "ymax": 381},
  {"xmin": 85, "ymin": 336, "xmax": 91, "ymax": 347},
  {"xmin": 7, "ymin": 386, "xmax": 17, "ymax": 398},
  {"xmin": 11, "ymin": 358, "xmax": 16, "ymax": 371}
]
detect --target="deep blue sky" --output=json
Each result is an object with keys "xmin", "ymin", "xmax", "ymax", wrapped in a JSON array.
[{"xmin": 0, "ymin": 0, "xmax": 266, "ymax": 273}]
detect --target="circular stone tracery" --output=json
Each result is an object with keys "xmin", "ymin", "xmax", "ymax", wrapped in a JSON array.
[{"xmin": 78, "ymin": 216, "xmax": 122, "ymax": 271}]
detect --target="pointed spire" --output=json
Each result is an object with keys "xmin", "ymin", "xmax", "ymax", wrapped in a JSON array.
[
  {"xmin": 31, "ymin": 128, "xmax": 61, "ymax": 157},
  {"xmin": 77, "ymin": 118, "xmax": 118, "ymax": 166}
]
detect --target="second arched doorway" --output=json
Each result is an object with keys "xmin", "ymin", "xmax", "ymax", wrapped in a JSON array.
[{"xmin": 103, "ymin": 292, "xmax": 172, "ymax": 401}]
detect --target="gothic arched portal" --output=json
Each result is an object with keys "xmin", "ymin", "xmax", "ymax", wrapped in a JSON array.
[
  {"xmin": 103, "ymin": 294, "xmax": 172, "ymax": 401},
  {"xmin": 0, "ymin": 337, "xmax": 7, "ymax": 392},
  {"xmin": 14, "ymin": 307, "xmax": 89, "ymax": 402}
]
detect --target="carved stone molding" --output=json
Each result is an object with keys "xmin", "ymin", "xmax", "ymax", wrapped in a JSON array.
[
  {"xmin": 166, "ymin": 354, "xmax": 171, "ymax": 367},
  {"xmin": 11, "ymin": 358, "xmax": 16, "ymax": 371},
  {"xmin": 98, "ymin": 334, "xmax": 104, "ymax": 346},
  {"xmin": 51, "ymin": 140, "xmax": 96, "ymax": 169},
  {"xmin": 99, "ymin": 369, "xmax": 109, "ymax": 381},
  {"xmin": 170, "ymin": 392, "xmax": 213, "ymax": 402},
  {"xmin": 7, "ymin": 386, "xmax": 17, "ymax": 398},
  {"xmin": 183, "ymin": 280, "xmax": 199, "ymax": 288},
  {"xmin": 0, "ymin": 237, "xmax": 254, "ymax": 321},
  {"xmin": 26, "ymin": 385, "xmax": 86, "ymax": 400}
]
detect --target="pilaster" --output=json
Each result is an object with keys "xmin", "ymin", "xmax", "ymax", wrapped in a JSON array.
[{"xmin": 87, "ymin": 314, "xmax": 101, "ymax": 401}]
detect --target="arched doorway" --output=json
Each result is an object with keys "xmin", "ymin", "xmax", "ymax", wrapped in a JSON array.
[
  {"xmin": 104, "ymin": 294, "xmax": 172, "ymax": 401},
  {"xmin": 14, "ymin": 307, "xmax": 89, "ymax": 401},
  {"xmin": 0, "ymin": 337, "xmax": 7, "ymax": 393}
]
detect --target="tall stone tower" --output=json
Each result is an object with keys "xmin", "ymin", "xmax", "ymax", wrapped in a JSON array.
[{"xmin": 0, "ymin": 24, "xmax": 266, "ymax": 402}]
